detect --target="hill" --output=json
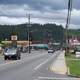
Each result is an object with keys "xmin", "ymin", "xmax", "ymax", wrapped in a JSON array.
[{"xmin": 0, "ymin": 23, "xmax": 64, "ymax": 43}]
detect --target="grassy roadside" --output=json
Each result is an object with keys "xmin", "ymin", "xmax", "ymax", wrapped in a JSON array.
[{"xmin": 65, "ymin": 52, "xmax": 80, "ymax": 76}]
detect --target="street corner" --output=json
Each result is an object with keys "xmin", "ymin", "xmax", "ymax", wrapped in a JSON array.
[{"xmin": 49, "ymin": 64, "xmax": 67, "ymax": 75}]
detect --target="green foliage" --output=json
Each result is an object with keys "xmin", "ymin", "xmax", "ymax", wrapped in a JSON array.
[
  {"xmin": 0, "ymin": 23, "xmax": 64, "ymax": 43},
  {"xmin": 69, "ymin": 60, "xmax": 80, "ymax": 76},
  {"xmin": 67, "ymin": 59, "xmax": 80, "ymax": 76},
  {"xmin": 68, "ymin": 29, "xmax": 80, "ymax": 38},
  {"xmin": 66, "ymin": 53, "xmax": 80, "ymax": 76}
]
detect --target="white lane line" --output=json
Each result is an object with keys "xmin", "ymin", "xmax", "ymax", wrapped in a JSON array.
[
  {"xmin": 0, "ymin": 53, "xmax": 47, "ymax": 68},
  {"xmin": 0, "ymin": 51, "xmax": 58, "ymax": 69},
  {"xmin": 34, "ymin": 58, "xmax": 49, "ymax": 70},
  {"xmin": 34, "ymin": 79, "xmax": 38, "ymax": 80},
  {"xmin": 38, "ymin": 76, "xmax": 80, "ymax": 80},
  {"xmin": 34, "ymin": 53, "xmax": 57, "ymax": 70}
]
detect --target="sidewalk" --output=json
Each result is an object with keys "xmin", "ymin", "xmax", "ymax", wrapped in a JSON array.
[
  {"xmin": 0, "ymin": 53, "xmax": 3, "ymax": 58},
  {"xmin": 50, "ymin": 51, "xmax": 67, "ymax": 75}
]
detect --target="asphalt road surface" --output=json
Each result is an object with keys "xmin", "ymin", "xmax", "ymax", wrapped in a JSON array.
[{"xmin": 0, "ymin": 50, "xmax": 79, "ymax": 80}]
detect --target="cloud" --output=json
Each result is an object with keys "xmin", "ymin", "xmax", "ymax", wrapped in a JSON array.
[
  {"xmin": 0, "ymin": 4, "xmax": 67, "ymax": 25},
  {"xmin": 0, "ymin": 4, "xmax": 30, "ymax": 17},
  {"xmin": 0, "ymin": 0, "xmax": 80, "ymax": 29},
  {"xmin": 0, "ymin": 0, "xmax": 80, "ymax": 10},
  {"xmin": 0, "ymin": 16, "xmax": 26, "ymax": 25},
  {"xmin": 0, "ymin": 0, "xmax": 67, "ymax": 10}
]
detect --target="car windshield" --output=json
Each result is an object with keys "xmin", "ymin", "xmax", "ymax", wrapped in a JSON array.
[{"xmin": 6, "ymin": 48, "xmax": 16, "ymax": 53}]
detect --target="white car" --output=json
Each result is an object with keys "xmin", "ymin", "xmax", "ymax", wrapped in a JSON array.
[
  {"xmin": 75, "ymin": 45, "xmax": 80, "ymax": 57},
  {"xmin": 48, "ymin": 49, "xmax": 54, "ymax": 53}
]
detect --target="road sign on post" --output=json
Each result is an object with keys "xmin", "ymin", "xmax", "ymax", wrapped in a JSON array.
[
  {"xmin": 11, "ymin": 35, "xmax": 17, "ymax": 48},
  {"xmin": 11, "ymin": 35, "xmax": 17, "ymax": 41}
]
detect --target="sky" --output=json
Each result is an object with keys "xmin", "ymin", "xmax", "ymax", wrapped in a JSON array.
[{"xmin": 0, "ymin": 0, "xmax": 80, "ymax": 29}]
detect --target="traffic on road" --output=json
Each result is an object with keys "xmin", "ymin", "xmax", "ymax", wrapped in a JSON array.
[{"xmin": 0, "ymin": 0, "xmax": 80, "ymax": 79}]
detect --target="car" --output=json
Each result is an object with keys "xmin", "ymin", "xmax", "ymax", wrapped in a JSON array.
[
  {"xmin": 74, "ymin": 45, "xmax": 80, "ymax": 57},
  {"xmin": 4, "ymin": 47, "xmax": 21, "ymax": 60},
  {"xmin": 48, "ymin": 49, "xmax": 54, "ymax": 53}
]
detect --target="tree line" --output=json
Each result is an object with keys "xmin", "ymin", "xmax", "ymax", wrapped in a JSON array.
[{"xmin": 0, "ymin": 23, "xmax": 64, "ymax": 43}]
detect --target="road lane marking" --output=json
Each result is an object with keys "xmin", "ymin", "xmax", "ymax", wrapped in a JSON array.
[
  {"xmin": 38, "ymin": 76, "xmax": 80, "ymax": 80},
  {"xmin": 0, "ymin": 53, "xmax": 47, "ymax": 68},
  {"xmin": 34, "ymin": 79, "xmax": 38, "ymax": 80},
  {"xmin": 0, "ymin": 51, "xmax": 58, "ymax": 70},
  {"xmin": 34, "ymin": 58, "xmax": 49, "ymax": 70},
  {"xmin": 34, "ymin": 53, "xmax": 57, "ymax": 70},
  {"xmin": 0, "ymin": 51, "xmax": 59, "ymax": 69}
]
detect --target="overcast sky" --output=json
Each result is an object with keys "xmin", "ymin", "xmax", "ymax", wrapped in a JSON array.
[{"xmin": 0, "ymin": 0, "xmax": 80, "ymax": 29}]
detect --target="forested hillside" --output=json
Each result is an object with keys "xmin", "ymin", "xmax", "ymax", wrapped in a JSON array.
[
  {"xmin": 68, "ymin": 29, "xmax": 80, "ymax": 38},
  {"xmin": 0, "ymin": 23, "xmax": 64, "ymax": 43}
]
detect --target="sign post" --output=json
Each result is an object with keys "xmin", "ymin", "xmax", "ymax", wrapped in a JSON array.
[{"xmin": 11, "ymin": 35, "xmax": 17, "ymax": 48}]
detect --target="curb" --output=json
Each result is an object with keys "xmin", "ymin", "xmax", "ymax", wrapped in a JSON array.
[
  {"xmin": 68, "ymin": 74, "xmax": 80, "ymax": 78},
  {"xmin": 67, "ymin": 67, "xmax": 70, "ymax": 75}
]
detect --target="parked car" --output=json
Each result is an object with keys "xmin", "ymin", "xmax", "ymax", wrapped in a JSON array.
[
  {"xmin": 4, "ymin": 47, "xmax": 21, "ymax": 60},
  {"xmin": 74, "ymin": 45, "xmax": 80, "ymax": 53}
]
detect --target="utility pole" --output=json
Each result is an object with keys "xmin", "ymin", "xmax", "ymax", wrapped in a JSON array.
[
  {"xmin": 65, "ymin": 0, "xmax": 72, "ymax": 52},
  {"xmin": 27, "ymin": 13, "xmax": 31, "ymax": 53}
]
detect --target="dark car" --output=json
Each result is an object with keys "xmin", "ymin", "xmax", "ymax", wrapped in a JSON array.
[{"xmin": 4, "ymin": 48, "xmax": 21, "ymax": 60}]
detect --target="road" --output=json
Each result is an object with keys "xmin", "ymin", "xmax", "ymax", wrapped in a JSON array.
[{"xmin": 0, "ymin": 50, "xmax": 78, "ymax": 80}]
